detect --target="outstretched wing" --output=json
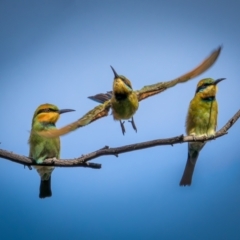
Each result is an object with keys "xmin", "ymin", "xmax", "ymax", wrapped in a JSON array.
[
  {"xmin": 136, "ymin": 46, "xmax": 222, "ymax": 101},
  {"xmin": 37, "ymin": 46, "xmax": 221, "ymax": 138},
  {"xmin": 36, "ymin": 100, "xmax": 111, "ymax": 138},
  {"xmin": 88, "ymin": 91, "xmax": 113, "ymax": 104}
]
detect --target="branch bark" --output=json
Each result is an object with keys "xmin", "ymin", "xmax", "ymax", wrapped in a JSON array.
[{"xmin": 0, "ymin": 109, "xmax": 239, "ymax": 169}]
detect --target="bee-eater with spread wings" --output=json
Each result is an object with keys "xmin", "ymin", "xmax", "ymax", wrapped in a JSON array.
[
  {"xmin": 35, "ymin": 46, "xmax": 222, "ymax": 139},
  {"xmin": 89, "ymin": 47, "xmax": 222, "ymax": 134}
]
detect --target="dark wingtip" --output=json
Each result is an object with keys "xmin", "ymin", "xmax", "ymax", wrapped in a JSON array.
[
  {"xmin": 88, "ymin": 95, "xmax": 105, "ymax": 103},
  {"xmin": 209, "ymin": 45, "xmax": 222, "ymax": 61},
  {"xmin": 88, "ymin": 92, "xmax": 112, "ymax": 103},
  {"xmin": 215, "ymin": 45, "xmax": 222, "ymax": 53}
]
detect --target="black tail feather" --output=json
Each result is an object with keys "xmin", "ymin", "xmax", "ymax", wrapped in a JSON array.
[
  {"xmin": 179, "ymin": 158, "xmax": 196, "ymax": 186},
  {"xmin": 179, "ymin": 152, "xmax": 199, "ymax": 186},
  {"xmin": 39, "ymin": 177, "xmax": 52, "ymax": 198}
]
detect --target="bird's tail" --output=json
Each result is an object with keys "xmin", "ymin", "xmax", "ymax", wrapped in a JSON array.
[
  {"xmin": 179, "ymin": 142, "xmax": 205, "ymax": 186},
  {"xmin": 88, "ymin": 91, "xmax": 112, "ymax": 103},
  {"xmin": 179, "ymin": 153, "xmax": 199, "ymax": 186},
  {"xmin": 35, "ymin": 166, "xmax": 54, "ymax": 198},
  {"xmin": 39, "ymin": 177, "xmax": 52, "ymax": 198}
]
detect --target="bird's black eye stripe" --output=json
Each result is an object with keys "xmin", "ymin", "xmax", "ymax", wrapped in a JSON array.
[
  {"xmin": 37, "ymin": 108, "xmax": 58, "ymax": 115},
  {"xmin": 196, "ymin": 83, "xmax": 212, "ymax": 93},
  {"xmin": 122, "ymin": 79, "xmax": 132, "ymax": 89}
]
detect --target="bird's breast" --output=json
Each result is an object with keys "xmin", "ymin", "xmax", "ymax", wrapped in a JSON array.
[
  {"xmin": 186, "ymin": 98, "xmax": 218, "ymax": 136},
  {"xmin": 114, "ymin": 92, "xmax": 128, "ymax": 101},
  {"xmin": 111, "ymin": 92, "xmax": 139, "ymax": 120}
]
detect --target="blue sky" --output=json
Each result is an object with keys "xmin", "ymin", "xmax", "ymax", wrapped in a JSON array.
[{"xmin": 0, "ymin": 1, "xmax": 240, "ymax": 239}]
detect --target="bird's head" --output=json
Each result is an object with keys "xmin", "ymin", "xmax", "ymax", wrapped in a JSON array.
[
  {"xmin": 110, "ymin": 66, "xmax": 133, "ymax": 95},
  {"xmin": 195, "ymin": 78, "xmax": 225, "ymax": 99},
  {"xmin": 32, "ymin": 103, "xmax": 75, "ymax": 126}
]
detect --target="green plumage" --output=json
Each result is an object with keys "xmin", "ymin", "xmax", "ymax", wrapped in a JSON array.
[
  {"xmin": 110, "ymin": 73, "xmax": 139, "ymax": 134},
  {"xmin": 111, "ymin": 85, "xmax": 139, "ymax": 121},
  {"xmin": 88, "ymin": 66, "xmax": 139, "ymax": 135},
  {"xmin": 28, "ymin": 104, "xmax": 74, "ymax": 198},
  {"xmin": 87, "ymin": 48, "xmax": 221, "ymax": 136},
  {"xmin": 29, "ymin": 122, "xmax": 60, "ymax": 164},
  {"xmin": 180, "ymin": 78, "xmax": 225, "ymax": 186}
]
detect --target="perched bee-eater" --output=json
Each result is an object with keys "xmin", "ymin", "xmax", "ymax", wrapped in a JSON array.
[
  {"xmin": 28, "ymin": 104, "xmax": 75, "ymax": 198},
  {"xmin": 180, "ymin": 78, "xmax": 225, "ymax": 186},
  {"xmin": 89, "ymin": 66, "xmax": 138, "ymax": 135},
  {"xmin": 89, "ymin": 47, "xmax": 221, "ymax": 135}
]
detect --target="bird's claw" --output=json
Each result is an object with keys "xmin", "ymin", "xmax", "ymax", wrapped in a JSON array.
[
  {"xmin": 120, "ymin": 120, "xmax": 126, "ymax": 135},
  {"xmin": 191, "ymin": 135, "xmax": 196, "ymax": 141},
  {"xmin": 128, "ymin": 117, "xmax": 137, "ymax": 133},
  {"xmin": 207, "ymin": 133, "xmax": 215, "ymax": 140}
]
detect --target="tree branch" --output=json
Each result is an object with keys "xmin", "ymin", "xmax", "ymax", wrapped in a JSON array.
[
  {"xmin": 0, "ymin": 149, "xmax": 102, "ymax": 169},
  {"xmin": 0, "ymin": 109, "xmax": 239, "ymax": 168}
]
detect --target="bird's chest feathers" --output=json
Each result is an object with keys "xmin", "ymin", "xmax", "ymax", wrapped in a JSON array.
[
  {"xmin": 187, "ymin": 98, "xmax": 217, "ymax": 135},
  {"xmin": 193, "ymin": 100, "xmax": 216, "ymax": 119},
  {"xmin": 29, "ymin": 133, "xmax": 60, "ymax": 159},
  {"xmin": 114, "ymin": 92, "xmax": 128, "ymax": 101},
  {"xmin": 112, "ymin": 92, "xmax": 139, "ymax": 120}
]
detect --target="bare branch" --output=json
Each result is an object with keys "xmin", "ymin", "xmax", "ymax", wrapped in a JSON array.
[
  {"xmin": 1, "ymin": 109, "xmax": 240, "ymax": 167},
  {"xmin": 0, "ymin": 149, "xmax": 102, "ymax": 169},
  {"xmin": 77, "ymin": 109, "xmax": 239, "ymax": 163},
  {"xmin": 0, "ymin": 109, "xmax": 239, "ymax": 168}
]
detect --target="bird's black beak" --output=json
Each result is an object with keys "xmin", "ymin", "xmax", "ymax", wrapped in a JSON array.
[
  {"xmin": 110, "ymin": 65, "xmax": 119, "ymax": 78},
  {"xmin": 214, "ymin": 78, "xmax": 226, "ymax": 85},
  {"xmin": 58, "ymin": 109, "xmax": 75, "ymax": 114}
]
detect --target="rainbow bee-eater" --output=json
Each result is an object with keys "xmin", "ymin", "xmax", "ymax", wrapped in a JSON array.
[
  {"xmin": 35, "ymin": 46, "xmax": 221, "ymax": 139},
  {"xmin": 89, "ymin": 66, "xmax": 138, "ymax": 135},
  {"xmin": 88, "ymin": 47, "xmax": 221, "ymax": 135},
  {"xmin": 28, "ymin": 104, "xmax": 75, "ymax": 198},
  {"xmin": 180, "ymin": 78, "xmax": 225, "ymax": 186}
]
